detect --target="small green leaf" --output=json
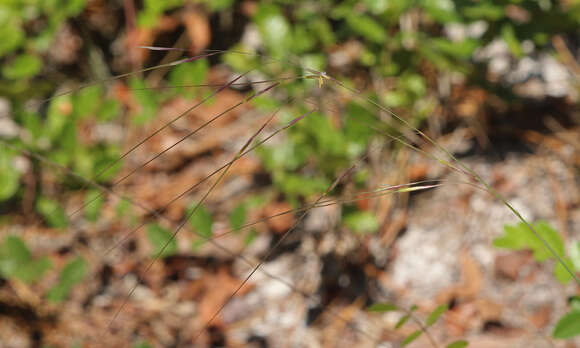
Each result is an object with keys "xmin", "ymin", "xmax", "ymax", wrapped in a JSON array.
[
  {"xmin": 74, "ymin": 85, "xmax": 102, "ymax": 118},
  {"xmin": 553, "ymin": 257, "xmax": 574, "ymax": 284},
  {"xmin": 395, "ymin": 314, "xmax": 410, "ymax": 329},
  {"xmin": 229, "ymin": 204, "xmax": 247, "ymax": 232},
  {"xmin": 343, "ymin": 211, "xmax": 379, "ymax": 234},
  {"xmin": 36, "ymin": 197, "xmax": 68, "ymax": 228},
  {"xmin": 446, "ymin": 340, "xmax": 469, "ymax": 348},
  {"xmin": 254, "ymin": 4, "xmax": 292, "ymax": 57},
  {"xmin": 146, "ymin": 224, "xmax": 177, "ymax": 258},
  {"xmin": 345, "ymin": 15, "xmax": 386, "ymax": 43},
  {"xmin": 501, "ymin": 24, "xmax": 523, "ymax": 58},
  {"xmin": 402, "ymin": 330, "xmax": 422, "ymax": 346},
  {"xmin": 84, "ymin": 190, "xmax": 105, "ymax": 222},
  {"xmin": 16, "ymin": 258, "xmax": 52, "ymax": 283},
  {"xmin": 132, "ymin": 342, "xmax": 153, "ymax": 348},
  {"xmin": 169, "ymin": 59, "xmax": 208, "ymax": 97},
  {"xmin": 129, "ymin": 77, "xmax": 158, "ymax": 125},
  {"xmin": 0, "ymin": 236, "xmax": 31, "ymax": 276},
  {"xmin": 570, "ymin": 242, "xmax": 580, "ymax": 271},
  {"xmin": 570, "ymin": 296, "xmax": 580, "ymax": 312},
  {"xmin": 189, "ymin": 205, "xmax": 213, "ymax": 238},
  {"xmin": 244, "ymin": 228, "xmax": 258, "ymax": 246},
  {"xmin": 426, "ymin": 304, "xmax": 448, "ymax": 326},
  {"xmin": 0, "ymin": 150, "xmax": 20, "ymax": 202},
  {"xmin": 553, "ymin": 311, "xmax": 580, "ymax": 339},
  {"xmin": 0, "ymin": 25, "xmax": 24, "ymax": 56},
  {"xmin": 368, "ymin": 303, "xmax": 398, "ymax": 313},
  {"xmin": 2, "ymin": 54, "xmax": 42, "ymax": 79},
  {"xmin": 47, "ymin": 257, "xmax": 88, "ymax": 302}
]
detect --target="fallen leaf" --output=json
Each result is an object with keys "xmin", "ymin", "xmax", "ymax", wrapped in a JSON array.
[{"xmin": 183, "ymin": 8, "xmax": 211, "ymax": 53}]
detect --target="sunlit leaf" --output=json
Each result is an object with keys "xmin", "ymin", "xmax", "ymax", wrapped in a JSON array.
[
  {"xmin": 229, "ymin": 204, "xmax": 247, "ymax": 232},
  {"xmin": 402, "ymin": 330, "xmax": 422, "ymax": 346},
  {"xmin": 446, "ymin": 340, "xmax": 469, "ymax": 348},
  {"xmin": 2, "ymin": 54, "xmax": 42, "ymax": 79},
  {"xmin": 553, "ymin": 311, "xmax": 580, "ymax": 339},
  {"xmin": 368, "ymin": 303, "xmax": 398, "ymax": 313},
  {"xmin": 146, "ymin": 224, "xmax": 177, "ymax": 258},
  {"xmin": 395, "ymin": 314, "xmax": 410, "ymax": 329},
  {"xmin": 47, "ymin": 257, "xmax": 88, "ymax": 302},
  {"xmin": 36, "ymin": 197, "xmax": 68, "ymax": 228},
  {"xmin": 426, "ymin": 304, "xmax": 448, "ymax": 326}
]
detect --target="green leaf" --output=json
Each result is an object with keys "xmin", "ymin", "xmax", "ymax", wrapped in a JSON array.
[
  {"xmin": 36, "ymin": 197, "xmax": 68, "ymax": 228},
  {"xmin": 2, "ymin": 54, "xmax": 43, "ymax": 79},
  {"xmin": 423, "ymin": 0, "xmax": 459, "ymax": 23},
  {"xmin": 74, "ymin": 85, "xmax": 102, "ymax": 118},
  {"xmin": 254, "ymin": 4, "xmax": 292, "ymax": 57},
  {"xmin": 553, "ymin": 257, "xmax": 574, "ymax": 284},
  {"xmin": 570, "ymin": 242, "xmax": 580, "ymax": 271},
  {"xmin": 129, "ymin": 77, "xmax": 158, "ymax": 125},
  {"xmin": 84, "ymin": 190, "xmax": 105, "ymax": 222},
  {"xmin": 146, "ymin": 224, "xmax": 177, "ymax": 258},
  {"xmin": 533, "ymin": 221, "xmax": 565, "ymax": 259},
  {"xmin": 494, "ymin": 221, "xmax": 565, "ymax": 264},
  {"xmin": 204, "ymin": 0, "xmax": 234, "ymax": 11},
  {"xmin": 395, "ymin": 314, "xmax": 410, "ymax": 329},
  {"xmin": 188, "ymin": 205, "xmax": 213, "ymax": 239},
  {"xmin": 15, "ymin": 258, "xmax": 51, "ymax": 283},
  {"xmin": 0, "ymin": 236, "xmax": 31, "ymax": 276},
  {"xmin": 47, "ymin": 257, "xmax": 88, "ymax": 302},
  {"xmin": 169, "ymin": 59, "xmax": 209, "ymax": 96},
  {"xmin": 431, "ymin": 38, "xmax": 480, "ymax": 60},
  {"xmin": 426, "ymin": 304, "xmax": 448, "ymax": 326},
  {"xmin": 570, "ymin": 296, "xmax": 580, "ymax": 312},
  {"xmin": 0, "ymin": 236, "xmax": 51, "ymax": 283},
  {"xmin": 0, "ymin": 149, "xmax": 20, "ymax": 202},
  {"xmin": 229, "ymin": 204, "xmax": 247, "ymax": 232},
  {"xmin": 132, "ymin": 342, "xmax": 153, "ymax": 348},
  {"xmin": 368, "ymin": 303, "xmax": 398, "ymax": 313},
  {"xmin": 462, "ymin": 4, "xmax": 504, "ymax": 20},
  {"xmin": 345, "ymin": 14, "xmax": 386, "ymax": 44},
  {"xmin": 446, "ymin": 340, "xmax": 469, "ymax": 348},
  {"xmin": 0, "ymin": 25, "xmax": 24, "ymax": 56},
  {"xmin": 343, "ymin": 211, "xmax": 379, "ymax": 234},
  {"xmin": 244, "ymin": 228, "xmax": 258, "ymax": 246},
  {"xmin": 97, "ymin": 99, "xmax": 121, "ymax": 121},
  {"xmin": 402, "ymin": 330, "xmax": 422, "ymax": 346},
  {"xmin": 501, "ymin": 24, "xmax": 523, "ymax": 58},
  {"xmin": 553, "ymin": 311, "xmax": 580, "ymax": 339}
]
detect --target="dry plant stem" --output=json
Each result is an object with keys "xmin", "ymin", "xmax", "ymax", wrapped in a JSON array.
[
  {"xmin": 66, "ymin": 71, "xmax": 257, "ymax": 218},
  {"xmin": 129, "ymin": 76, "xmax": 302, "ymax": 91},
  {"xmin": 6, "ymin": 124, "xmax": 470, "ymax": 346},
  {"xmin": 103, "ymin": 108, "xmax": 314, "ymax": 255},
  {"xmin": 325, "ymin": 74, "xmax": 580, "ymax": 286},
  {"xmin": 192, "ymin": 164, "xmax": 358, "ymax": 342},
  {"xmin": 107, "ymin": 108, "xmax": 380, "ymax": 342},
  {"xmin": 108, "ymin": 104, "xmax": 278, "ymax": 328},
  {"xmin": 41, "ymin": 51, "xmax": 223, "ymax": 103}
]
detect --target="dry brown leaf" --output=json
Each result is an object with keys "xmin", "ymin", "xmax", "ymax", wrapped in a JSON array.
[
  {"xmin": 494, "ymin": 251, "xmax": 532, "ymax": 281},
  {"xmin": 263, "ymin": 201, "xmax": 295, "ymax": 234},
  {"xmin": 183, "ymin": 8, "xmax": 211, "ymax": 53}
]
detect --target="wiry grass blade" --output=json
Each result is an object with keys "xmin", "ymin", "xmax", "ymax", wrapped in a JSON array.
[
  {"xmin": 107, "ymin": 101, "xmax": 281, "ymax": 328},
  {"xmin": 67, "ymin": 79, "xmax": 281, "ymax": 219},
  {"xmin": 102, "ymin": 107, "xmax": 314, "ymax": 256}
]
